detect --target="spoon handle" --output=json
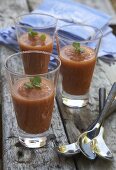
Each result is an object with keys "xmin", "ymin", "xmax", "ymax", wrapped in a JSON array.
[
  {"xmin": 87, "ymin": 88, "xmax": 106, "ymax": 131},
  {"xmin": 98, "ymin": 82, "xmax": 116, "ymax": 125},
  {"xmin": 99, "ymin": 88, "xmax": 106, "ymax": 112}
]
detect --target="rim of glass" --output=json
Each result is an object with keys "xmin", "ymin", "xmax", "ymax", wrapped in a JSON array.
[
  {"xmin": 56, "ymin": 23, "xmax": 103, "ymax": 43},
  {"xmin": 4, "ymin": 51, "xmax": 61, "ymax": 77},
  {"xmin": 14, "ymin": 13, "xmax": 58, "ymax": 29}
]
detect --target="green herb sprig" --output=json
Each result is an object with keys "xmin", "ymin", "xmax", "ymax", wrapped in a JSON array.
[
  {"xmin": 28, "ymin": 28, "xmax": 46, "ymax": 42},
  {"xmin": 24, "ymin": 76, "xmax": 41, "ymax": 89},
  {"xmin": 72, "ymin": 42, "xmax": 84, "ymax": 53},
  {"xmin": 40, "ymin": 34, "xmax": 46, "ymax": 41},
  {"xmin": 28, "ymin": 28, "xmax": 38, "ymax": 38}
]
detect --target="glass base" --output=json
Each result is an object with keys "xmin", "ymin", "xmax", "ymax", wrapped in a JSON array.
[
  {"xmin": 18, "ymin": 129, "xmax": 48, "ymax": 148},
  {"xmin": 62, "ymin": 90, "xmax": 89, "ymax": 108}
]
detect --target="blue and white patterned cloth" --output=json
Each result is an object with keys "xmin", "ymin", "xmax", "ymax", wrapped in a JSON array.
[{"xmin": 0, "ymin": 0, "xmax": 116, "ymax": 60}]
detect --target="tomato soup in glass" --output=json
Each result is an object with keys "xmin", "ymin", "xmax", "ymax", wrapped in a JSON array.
[
  {"xmin": 5, "ymin": 51, "xmax": 61, "ymax": 148},
  {"xmin": 57, "ymin": 23, "xmax": 102, "ymax": 107}
]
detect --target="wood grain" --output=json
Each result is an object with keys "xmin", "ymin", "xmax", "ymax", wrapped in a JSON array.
[
  {"xmin": 0, "ymin": 0, "xmax": 116, "ymax": 170},
  {"xmin": 0, "ymin": 76, "xmax": 2, "ymax": 163},
  {"xmin": 56, "ymin": 60, "xmax": 116, "ymax": 170},
  {"xmin": 0, "ymin": 0, "xmax": 76, "ymax": 169},
  {"xmin": 28, "ymin": 0, "xmax": 116, "ymax": 169}
]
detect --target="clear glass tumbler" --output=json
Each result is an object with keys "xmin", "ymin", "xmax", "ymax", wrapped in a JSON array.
[
  {"xmin": 56, "ymin": 23, "xmax": 102, "ymax": 107},
  {"xmin": 5, "ymin": 51, "xmax": 61, "ymax": 148},
  {"xmin": 14, "ymin": 13, "xmax": 57, "ymax": 74}
]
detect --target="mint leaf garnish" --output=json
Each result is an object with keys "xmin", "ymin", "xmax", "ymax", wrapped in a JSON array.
[
  {"xmin": 72, "ymin": 42, "xmax": 85, "ymax": 53},
  {"xmin": 30, "ymin": 76, "xmax": 41, "ymax": 87},
  {"xmin": 28, "ymin": 28, "xmax": 38, "ymax": 37},
  {"xmin": 24, "ymin": 82, "xmax": 34, "ymax": 89},
  {"xmin": 24, "ymin": 76, "xmax": 41, "ymax": 89},
  {"xmin": 40, "ymin": 34, "xmax": 46, "ymax": 41}
]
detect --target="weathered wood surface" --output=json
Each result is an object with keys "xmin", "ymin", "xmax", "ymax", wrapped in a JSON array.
[
  {"xmin": 0, "ymin": 57, "xmax": 2, "ymax": 168},
  {"xmin": 0, "ymin": 0, "xmax": 76, "ymax": 170},
  {"xmin": 28, "ymin": 0, "xmax": 116, "ymax": 170},
  {"xmin": 0, "ymin": 0, "xmax": 116, "ymax": 170},
  {"xmin": 56, "ymin": 60, "xmax": 116, "ymax": 170}
]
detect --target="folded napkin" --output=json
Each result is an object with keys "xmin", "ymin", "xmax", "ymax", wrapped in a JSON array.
[{"xmin": 0, "ymin": 0, "xmax": 116, "ymax": 60}]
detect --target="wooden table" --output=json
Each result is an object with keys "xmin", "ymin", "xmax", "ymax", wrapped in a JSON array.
[{"xmin": 0, "ymin": 0, "xmax": 116, "ymax": 170}]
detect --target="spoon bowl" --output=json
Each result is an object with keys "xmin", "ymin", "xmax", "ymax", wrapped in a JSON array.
[
  {"xmin": 78, "ymin": 124, "xmax": 99, "ymax": 159},
  {"xmin": 56, "ymin": 142, "xmax": 80, "ymax": 156},
  {"xmin": 92, "ymin": 126, "xmax": 113, "ymax": 160},
  {"xmin": 78, "ymin": 83, "xmax": 116, "ymax": 159}
]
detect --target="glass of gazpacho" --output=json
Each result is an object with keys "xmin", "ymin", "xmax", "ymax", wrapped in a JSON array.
[
  {"xmin": 56, "ymin": 23, "xmax": 102, "ymax": 107},
  {"xmin": 5, "ymin": 51, "xmax": 61, "ymax": 148},
  {"xmin": 14, "ymin": 13, "xmax": 57, "ymax": 74}
]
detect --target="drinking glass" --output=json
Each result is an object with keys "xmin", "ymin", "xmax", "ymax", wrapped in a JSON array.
[
  {"xmin": 5, "ymin": 51, "xmax": 61, "ymax": 148},
  {"xmin": 56, "ymin": 23, "xmax": 102, "ymax": 107},
  {"xmin": 14, "ymin": 13, "xmax": 57, "ymax": 74}
]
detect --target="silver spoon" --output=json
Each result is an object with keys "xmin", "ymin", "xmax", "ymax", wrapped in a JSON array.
[
  {"xmin": 91, "ymin": 88, "xmax": 113, "ymax": 160},
  {"xmin": 56, "ymin": 88, "xmax": 105, "ymax": 156},
  {"xmin": 78, "ymin": 82, "xmax": 116, "ymax": 160},
  {"xmin": 56, "ymin": 86, "xmax": 116, "ymax": 159},
  {"xmin": 91, "ymin": 126, "xmax": 113, "ymax": 160}
]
